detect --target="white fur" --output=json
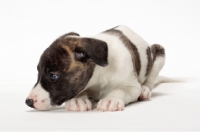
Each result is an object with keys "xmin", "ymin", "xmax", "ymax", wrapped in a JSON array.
[
  {"xmin": 139, "ymin": 85, "xmax": 152, "ymax": 99},
  {"xmin": 65, "ymin": 98, "xmax": 92, "ymax": 111},
  {"xmin": 144, "ymin": 56, "xmax": 166, "ymax": 90},
  {"xmin": 27, "ymin": 83, "xmax": 54, "ymax": 110}
]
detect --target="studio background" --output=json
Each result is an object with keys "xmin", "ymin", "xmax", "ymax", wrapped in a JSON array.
[
  {"xmin": 0, "ymin": 0, "xmax": 200, "ymax": 131},
  {"xmin": 1, "ymin": 0, "xmax": 200, "ymax": 82}
]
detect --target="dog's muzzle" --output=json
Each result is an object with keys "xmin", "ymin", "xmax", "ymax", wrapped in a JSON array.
[{"xmin": 26, "ymin": 83, "xmax": 55, "ymax": 110}]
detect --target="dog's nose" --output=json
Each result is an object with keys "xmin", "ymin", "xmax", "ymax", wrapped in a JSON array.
[{"xmin": 25, "ymin": 99, "xmax": 35, "ymax": 108}]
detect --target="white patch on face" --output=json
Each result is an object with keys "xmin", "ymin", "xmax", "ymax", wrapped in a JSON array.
[{"xmin": 27, "ymin": 83, "xmax": 55, "ymax": 111}]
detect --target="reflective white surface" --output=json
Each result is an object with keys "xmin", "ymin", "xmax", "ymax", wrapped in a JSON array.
[{"xmin": 0, "ymin": 78, "xmax": 200, "ymax": 131}]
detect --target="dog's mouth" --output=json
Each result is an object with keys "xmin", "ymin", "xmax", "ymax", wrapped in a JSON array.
[
  {"xmin": 52, "ymin": 94, "xmax": 75, "ymax": 106},
  {"xmin": 53, "ymin": 99, "xmax": 67, "ymax": 106},
  {"xmin": 52, "ymin": 86, "xmax": 87, "ymax": 106}
]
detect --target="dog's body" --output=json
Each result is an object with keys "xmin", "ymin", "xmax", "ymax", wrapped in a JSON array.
[{"xmin": 26, "ymin": 25, "xmax": 165, "ymax": 111}]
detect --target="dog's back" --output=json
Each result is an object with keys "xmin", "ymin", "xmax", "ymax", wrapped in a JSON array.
[{"xmin": 94, "ymin": 25, "xmax": 151, "ymax": 81}]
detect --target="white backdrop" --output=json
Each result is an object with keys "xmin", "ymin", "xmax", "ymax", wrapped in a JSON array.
[
  {"xmin": 1, "ymin": 0, "xmax": 200, "ymax": 82},
  {"xmin": 1, "ymin": 1, "xmax": 200, "ymax": 131}
]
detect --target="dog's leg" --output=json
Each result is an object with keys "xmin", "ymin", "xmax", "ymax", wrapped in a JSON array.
[
  {"xmin": 140, "ymin": 44, "xmax": 165, "ymax": 99},
  {"xmin": 65, "ymin": 91, "xmax": 92, "ymax": 112},
  {"xmin": 139, "ymin": 85, "xmax": 152, "ymax": 99},
  {"xmin": 97, "ymin": 82, "xmax": 141, "ymax": 111}
]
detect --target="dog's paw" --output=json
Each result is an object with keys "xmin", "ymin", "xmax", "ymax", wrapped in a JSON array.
[
  {"xmin": 139, "ymin": 85, "xmax": 152, "ymax": 99},
  {"xmin": 97, "ymin": 98, "xmax": 124, "ymax": 112},
  {"xmin": 65, "ymin": 98, "xmax": 92, "ymax": 112}
]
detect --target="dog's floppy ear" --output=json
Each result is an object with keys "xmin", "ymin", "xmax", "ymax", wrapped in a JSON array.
[{"xmin": 77, "ymin": 38, "xmax": 108, "ymax": 67}]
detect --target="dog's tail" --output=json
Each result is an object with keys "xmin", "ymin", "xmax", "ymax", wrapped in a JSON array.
[{"xmin": 153, "ymin": 76, "xmax": 185, "ymax": 88}]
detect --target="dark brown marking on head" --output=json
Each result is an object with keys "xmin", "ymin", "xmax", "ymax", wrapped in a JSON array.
[
  {"xmin": 145, "ymin": 47, "xmax": 153, "ymax": 76},
  {"xmin": 65, "ymin": 32, "xmax": 80, "ymax": 36},
  {"xmin": 79, "ymin": 38, "xmax": 108, "ymax": 66},
  {"xmin": 151, "ymin": 44, "xmax": 165, "ymax": 62},
  {"xmin": 103, "ymin": 29, "xmax": 141, "ymax": 76},
  {"xmin": 35, "ymin": 34, "xmax": 108, "ymax": 106}
]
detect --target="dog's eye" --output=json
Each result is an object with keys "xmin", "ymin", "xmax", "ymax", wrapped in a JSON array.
[
  {"xmin": 49, "ymin": 73, "xmax": 58, "ymax": 82},
  {"xmin": 75, "ymin": 51, "xmax": 88, "ymax": 61},
  {"xmin": 76, "ymin": 52, "xmax": 86, "ymax": 59}
]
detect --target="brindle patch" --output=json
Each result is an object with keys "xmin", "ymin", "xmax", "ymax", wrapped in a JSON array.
[
  {"xmin": 151, "ymin": 44, "xmax": 165, "ymax": 62},
  {"xmin": 145, "ymin": 47, "xmax": 153, "ymax": 76},
  {"xmin": 103, "ymin": 29, "xmax": 141, "ymax": 76},
  {"xmin": 61, "ymin": 43, "xmax": 83, "ymax": 72}
]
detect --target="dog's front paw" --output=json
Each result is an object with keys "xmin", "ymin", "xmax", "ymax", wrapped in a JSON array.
[
  {"xmin": 97, "ymin": 98, "xmax": 124, "ymax": 112},
  {"xmin": 65, "ymin": 98, "xmax": 92, "ymax": 112},
  {"xmin": 139, "ymin": 85, "xmax": 152, "ymax": 99}
]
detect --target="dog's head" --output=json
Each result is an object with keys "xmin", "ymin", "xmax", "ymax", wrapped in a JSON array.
[{"xmin": 26, "ymin": 32, "xmax": 108, "ymax": 110}]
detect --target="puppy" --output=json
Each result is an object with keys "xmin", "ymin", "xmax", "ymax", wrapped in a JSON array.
[{"xmin": 25, "ymin": 25, "xmax": 165, "ymax": 111}]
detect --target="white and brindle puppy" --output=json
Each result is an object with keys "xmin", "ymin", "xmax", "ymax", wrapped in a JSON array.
[{"xmin": 26, "ymin": 25, "xmax": 165, "ymax": 111}]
